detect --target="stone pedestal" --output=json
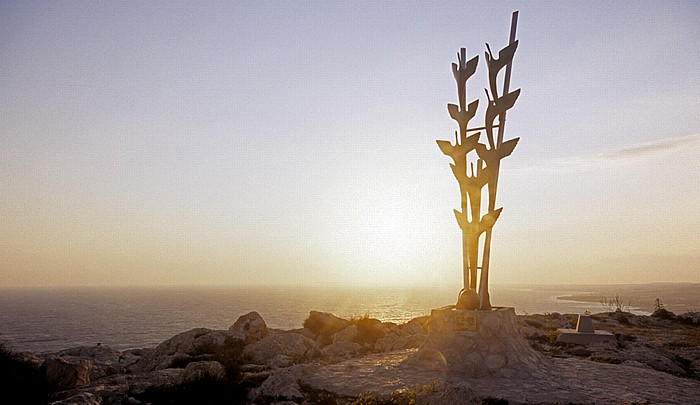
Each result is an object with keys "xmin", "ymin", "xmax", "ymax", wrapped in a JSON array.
[
  {"xmin": 408, "ymin": 307, "xmax": 548, "ymax": 378},
  {"xmin": 556, "ymin": 314, "xmax": 614, "ymax": 345}
]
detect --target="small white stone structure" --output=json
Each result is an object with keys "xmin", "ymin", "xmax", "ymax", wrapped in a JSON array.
[
  {"xmin": 556, "ymin": 314, "xmax": 614, "ymax": 345},
  {"xmin": 409, "ymin": 307, "xmax": 549, "ymax": 378}
]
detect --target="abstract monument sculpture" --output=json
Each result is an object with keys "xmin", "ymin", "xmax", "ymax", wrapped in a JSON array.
[
  {"xmin": 410, "ymin": 12, "xmax": 548, "ymax": 378},
  {"xmin": 437, "ymin": 11, "xmax": 520, "ymax": 311}
]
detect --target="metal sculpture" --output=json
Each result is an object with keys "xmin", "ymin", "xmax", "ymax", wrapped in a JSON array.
[{"xmin": 437, "ymin": 11, "xmax": 520, "ymax": 310}]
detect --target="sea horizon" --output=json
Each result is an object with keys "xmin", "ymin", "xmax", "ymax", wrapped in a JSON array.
[{"xmin": 1, "ymin": 282, "xmax": 698, "ymax": 354}]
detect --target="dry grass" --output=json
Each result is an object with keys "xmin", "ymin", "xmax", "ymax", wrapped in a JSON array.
[{"xmin": 668, "ymin": 329, "xmax": 700, "ymax": 348}]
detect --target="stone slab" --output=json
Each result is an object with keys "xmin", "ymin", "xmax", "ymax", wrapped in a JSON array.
[{"xmin": 556, "ymin": 329, "xmax": 615, "ymax": 345}]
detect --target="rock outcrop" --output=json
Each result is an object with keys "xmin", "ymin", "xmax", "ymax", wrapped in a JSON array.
[
  {"xmin": 129, "ymin": 328, "xmax": 241, "ymax": 373},
  {"xmin": 49, "ymin": 391, "xmax": 101, "ymax": 405},
  {"xmin": 56, "ymin": 345, "xmax": 133, "ymax": 380},
  {"xmin": 182, "ymin": 360, "xmax": 226, "ymax": 383},
  {"xmin": 41, "ymin": 355, "xmax": 91, "ymax": 390},
  {"xmin": 375, "ymin": 316, "xmax": 429, "ymax": 353},
  {"xmin": 230, "ymin": 311, "xmax": 268, "ymax": 344},
  {"xmin": 243, "ymin": 332, "xmax": 318, "ymax": 365},
  {"xmin": 8, "ymin": 309, "xmax": 700, "ymax": 405},
  {"xmin": 250, "ymin": 364, "xmax": 313, "ymax": 403},
  {"xmin": 303, "ymin": 311, "xmax": 349, "ymax": 345}
]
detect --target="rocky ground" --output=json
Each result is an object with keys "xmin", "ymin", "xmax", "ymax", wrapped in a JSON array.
[{"xmin": 3, "ymin": 309, "xmax": 699, "ymax": 404}]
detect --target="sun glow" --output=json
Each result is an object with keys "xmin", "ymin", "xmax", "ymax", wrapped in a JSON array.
[{"xmin": 2, "ymin": 2, "xmax": 699, "ymax": 288}]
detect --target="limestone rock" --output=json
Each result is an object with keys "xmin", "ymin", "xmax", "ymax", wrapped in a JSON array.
[
  {"xmin": 230, "ymin": 311, "xmax": 268, "ymax": 344},
  {"xmin": 333, "ymin": 325, "xmax": 358, "ymax": 343},
  {"xmin": 680, "ymin": 311, "xmax": 700, "ymax": 324},
  {"xmin": 627, "ymin": 348, "xmax": 686, "ymax": 375},
  {"xmin": 130, "ymin": 328, "xmax": 241, "ymax": 373},
  {"xmin": 16, "ymin": 350, "xmax": 46, "ymax": 368},
  {"xmin": 304, "ymin": 311, "xmax": 349, "ymax": 345},
  {"xmin": 568, "ymin": 346, "xmax": 593, "ymax": 357},
  {"xmin": 56, "ymin": 344, "xmax": 119, "ymax": 362},
  {"xmin": 252, "ymin": 364, "xmax": 312, "ymax": 402},
  {"xmin": 240, "ymin": 370, "xmax": 272, "ymax": 387},
  {"xmin": 558, "ymin": 317, "xmax": 574, "ymax": 328},
  {"xmin": 120, "ymin": 368, "xmax": 185, "ymax": 398},
  {"xmin": 117, "ymin": 349, "xmax": 141, "ymax": 370},
  {"xmin": 56, "ymin": 345, "xmax": 124, "ymax": 379},
  {"xmin": 652, "ymin": 308, "xmax": 677, "ymax": 320},
  {"xmin": 373, "ymin": 317, "xmax": 429, "ymax": 353},
  {"xmin": 268, "ymin": 354, "xmax": 293, "ymax": 369},
  {"xmin": 49, "ymin": 392, "xmax": 102, "ymax": 405},
  {"xmin": 72, "ymin": 383, "xmax": 131, "ymax": 405},
  {"xmin": 129, "ymin": 327, "xmax": 207, "ymax": 372},
  {"xmin": 397, "ymin": 316, "xmax": 429, "ymax": 336},
  {"xmin": 623, "ymin": 360, "xmax": 653, "ymax": 369},
  {"xmin": 244, "ymin": 332, "xmax": 319, "ymax": 365},
  {"xmin": 41, "ymin": 355, "xmax": 91, "ymax": 390},
  {"xmin": 353, "ymin": 317, "xmax": 391, "ymax": 346},
  {"xmin": 321, "ymin": 340, "xmax": 362, "ymax": 360},
  {"xmin": 289, "ymin": 327, "xmax": 317, "ymax": 340},
  {"xmin": 139, "ymin": 368, "xmax": 186, "ymax": 388},
  {"xmin": 182, "ymin": 360, "xmax": 226, "ymax": 383}
]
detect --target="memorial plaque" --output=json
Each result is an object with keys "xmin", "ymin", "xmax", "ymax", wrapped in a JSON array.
[{"xmin": 455, "ymin": 313, "xmax": 477, "ymax": 331}]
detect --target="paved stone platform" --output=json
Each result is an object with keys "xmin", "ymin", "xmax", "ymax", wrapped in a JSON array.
[{"xmin": 303, "ymin": 349, "xmax": 700, "ymax": 404}]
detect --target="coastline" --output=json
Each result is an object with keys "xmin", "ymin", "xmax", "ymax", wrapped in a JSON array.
[
  {"xmin": 554, "ymin": 282, "xmax": 700, "ymax": 315},
  {"xmin": 4, "ymin": 283, "xmax": 699, "ymax": 354},
  {"xmin": 4, "ymin": 308, "xmax": 700, "ymax": 404}
]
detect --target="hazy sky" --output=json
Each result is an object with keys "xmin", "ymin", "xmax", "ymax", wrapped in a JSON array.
[{"xmin": 2, "ymin": 1, "xmax": 699, "ymax": 287}]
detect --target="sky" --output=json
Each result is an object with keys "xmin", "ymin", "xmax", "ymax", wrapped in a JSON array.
[{"xmin": 1, "ymin": 1, "xmax": 699, "ymax": 288}]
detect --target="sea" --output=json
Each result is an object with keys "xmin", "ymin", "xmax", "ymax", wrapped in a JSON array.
[{"xmin": 1, "ymin": 283, "xmax": 698, "ymax": 354}]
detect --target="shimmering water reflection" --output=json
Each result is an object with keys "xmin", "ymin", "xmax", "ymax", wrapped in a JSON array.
[{"xmin": 1, "ymin": 283, "xmax": 696, "ymax": 353}]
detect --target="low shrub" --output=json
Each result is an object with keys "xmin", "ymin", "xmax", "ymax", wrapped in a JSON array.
[
  {"xmin": 0, "ymin": 342, "xmax": 50, "ymax": 404},
  {"xmin": 482, "ymin": 398, "xmax": 510, "ymax": 405},
  {"xmin": 136, "ymin": 374, "xmax": 247, "ymax": 405},
  {"xmin": 524, "ymin": 319, "xmax": 544, "ymax": 329},
  {"xmin": 299, "ymin": 384, "xmax": 338, "ymax": 405},
  {"xmin": 351, "ymin": 381, "xmax": 439, "ymax": 405},
  {"xmin": 303, "ymin": 313, "xmax": 349, "ymax": 346},
  {"xmin": 528, "ymin": 331, "xmax": 560, "ymax": 346},
  {"xmin": 651, "ymin": 308, "xmax": 677, "ymax": 320},
  {"xmin": 600, "ymin": 294, "xmax": 630, "ymax": 313},
  {"xmin": 350, "ymin": 315, "xmax": 386, "ymax": 346},
  {"xmin": 613, "ymin": 331, "xmax": 636, "ymax": 348},
  {"xmin": 668, "ymin": 329, "xmax": 700, "ymax": 348},
  {"xmin": 614, "ymin": 311, "xmax": 630, "ymax": 325}
]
